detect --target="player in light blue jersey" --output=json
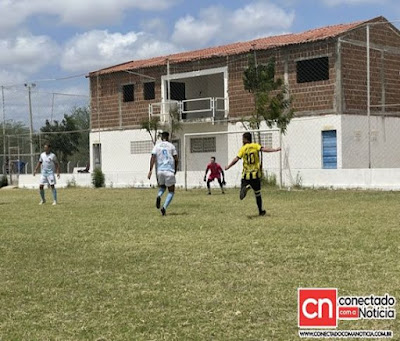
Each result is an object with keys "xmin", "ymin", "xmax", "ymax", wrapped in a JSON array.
[
  {"xmin": 33, "ymin": 142, "xmax": 60, "ymax": 205},
  {"xmin": 148, "ymin": 132, "xmax": 178, "ymax": 216}
]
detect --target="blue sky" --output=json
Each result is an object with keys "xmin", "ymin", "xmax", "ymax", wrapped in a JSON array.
[{"xmin": 0, "ymin": 0, "xmax": 398, "ymax": 125}]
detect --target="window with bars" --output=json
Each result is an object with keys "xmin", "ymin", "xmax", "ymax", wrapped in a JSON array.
[
  {"xmin": 143, "ymin": 82, "xmax": 155, "ymax": 100},
  {"xmin": 123, "ymin": 84, "xmax": 134, "ymax": 102},
  {"xmin": 130, "ymin": 140, "xmax": 153, "ymax": 154},
  {"xmin": 296, "ymin": 57, "xmax": 329, "ymax": 83},
  {"xmin": 190, "ymin": 137, "xmax": 216, "ymax": 153}
]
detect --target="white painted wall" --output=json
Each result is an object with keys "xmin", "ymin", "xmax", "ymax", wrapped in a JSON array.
[
  {"xmin": 341, "ymin": 115, "xmax": 400, "ymax": 168},
  {"xmin": 280, "ymin": 115, "xmax": 343, "ymax": 169},
  {"xmin": 18, "ymin": 173, "xmax": 92, "ymax": 189},
  {"xmin": 16, "ymin": 169, "xmax": 400, "ymax": 191},
  {"xmin": 82, "ymin": 115, "xmax": 400, "ymax": 190},
  {"xmin": 90, "ymin": 129, "xmax": 150, "ymax": 173},
  {"xmin": 282, "ymin": 168, "xmax": 400, "ymax": 190}
]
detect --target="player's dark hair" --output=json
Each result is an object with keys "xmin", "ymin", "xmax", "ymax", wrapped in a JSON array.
[
  {"xmin": 44, "ymin": 141, "xmax": 51, "ymax": 148},
  {"xmin": 161, "ymin": 131, "xmax": 169, "ymax": 140},
  {"xmin": 243, "ymin": 132, "xmax": 252, "ymax": 143},
  {"xmin": 211, "ymin": 156, "xmax": 216, "ymax": 161}
]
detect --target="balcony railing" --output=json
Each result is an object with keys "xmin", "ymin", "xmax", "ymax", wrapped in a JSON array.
[{"xmin": 149, "ymin": 97, "xmax": 228, "ymax": 123}]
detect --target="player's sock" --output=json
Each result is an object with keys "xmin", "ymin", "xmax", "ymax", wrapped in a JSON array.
[
  {"xmin": 156, "ymin": 188, "xmax": 165, "ymax": 208},
  {"xmin": 40, "ymin": 189, "xmax": 45, "ymax": 202},
  {"xmin": 158, "ymin": 187, "xmax": 166, "ymax": 197},
  {"xmin": 206, "ymin": 180, "xmax": 211, "ymax": 193},
  {"xmin": 163, "ymin": 192, "xmax": 174, "ymax": 209},
  {"xmin": 52, "ymin": 188, "xmax": 57, "ymax": 202},
  {"xmin": 255, "ymin": 190, "xmax": 263, "ymax": 214},
  {"xmin": 240, "ymin": 184, "xmax": 250, "ymax": 200},
  {"xmin": 218, "ymin": 180, "xmax": 224, "ymax": 193}
]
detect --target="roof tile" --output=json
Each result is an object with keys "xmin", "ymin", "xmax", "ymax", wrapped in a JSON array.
[{"xmin": 90, "ymin": 18, "xmax": 376, "ymax": 76}]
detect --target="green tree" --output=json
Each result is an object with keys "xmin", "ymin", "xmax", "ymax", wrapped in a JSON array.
[
  {"xmin": 40, "ymin": 115, "xmax": 80, "ymax": 164},
  {"xmin": 0, "ymin": 120, "xmax": 30, "ymax": 154},
  {"xmin": 141, "ymin": 106, "xmax": 182, "ymax": 145},
  {"xmin": 0, "ymin": 120, "xmax": 30, "ymax": 173},
  {"xmin": 243, "ymin": 54, "xmax": 294, "ymax": 133},
  {"xmin": 141, "ymin": 116, "xmax": 161, "ymax": 145},
  {"xmin": 68, "ymin": 107, "xmax": 90, "ymax": 166},
  {"xmin": 168, "ymin": 106, "xmax": 182, "ymax": 140},
  {"xmin": 39, "ymin": 107, "xmax": 90, "ymax": 170}
]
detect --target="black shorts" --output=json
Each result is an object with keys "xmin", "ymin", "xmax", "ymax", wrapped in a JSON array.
[{"xmin": 241, "ymin": 178, "xmax": 261, "ymax": 192}]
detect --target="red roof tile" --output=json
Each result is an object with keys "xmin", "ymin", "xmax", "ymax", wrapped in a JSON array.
[{"xmin": 89, "ymin": 17, "xmax": 384, "ymax": 76}]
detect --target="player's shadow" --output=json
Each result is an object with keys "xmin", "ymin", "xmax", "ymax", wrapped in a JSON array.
[
  {"xmin": 246, "ymin": 212, "xmax": 271, "ymax": 219},
  {"xmin": 165, "ymin": 212, "xmax": 189, "ymax": 216}
]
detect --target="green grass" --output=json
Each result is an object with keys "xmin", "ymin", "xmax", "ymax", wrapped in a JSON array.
[{"xmin": 0, "ymin": 187, "xmax": 399, "ymax": 340}]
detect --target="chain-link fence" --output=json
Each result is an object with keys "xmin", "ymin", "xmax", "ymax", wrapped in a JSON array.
[
  {"xmin": 3, "ymin": 19, "xmax": 400, "ymax": 188},
  {"xmin": 85, "ymin": 19, "xmax": 400, "ymax": 188},
  {"xmin": 0, "ymin": 77, "xmax": 90, "ymax": 183}
]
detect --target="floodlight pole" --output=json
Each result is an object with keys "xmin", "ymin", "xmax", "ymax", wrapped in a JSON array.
[
  {"xmin": 167, "ymin": 58, "xmax": 171, "ymax": 125},
  {"xmin": 1, "ymin": 86, "xmax": 6, "ymax": 175},
  {"xmin": 366, "ymin": 25, "xmax": 371, "ymax": 169},
  {"xmin": 25, "ymin": 83, "xmax": 36, "ymax": 174}
]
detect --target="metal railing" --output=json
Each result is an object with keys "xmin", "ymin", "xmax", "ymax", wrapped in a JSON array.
[
  {"xmin": 149, "ymin": 97, "xmax": 228, "ymax": 123},
  {"xmin": 148, "ymin": 100, "xmax": 180, "ymax": 123}
]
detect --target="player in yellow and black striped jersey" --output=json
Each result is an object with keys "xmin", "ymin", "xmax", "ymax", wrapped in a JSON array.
[{"xmin": 225, "ymin": 132, "xmax": 281, "ymax": 216}]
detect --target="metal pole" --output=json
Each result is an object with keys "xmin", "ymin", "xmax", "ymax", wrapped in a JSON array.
[
  {"xmin": 167, "ymin": 58, "xmax": 171, "ymax": 102},
  {"xmin": 366, "ymin": 25, "xmax": 371, "ymax": 169},
  {"xmin": 25, "ymin": 83, "xmax": 36, "ymax": 174},
  {"xmin": 51, "ymin": 93, "xmax": 55, "ymax": 123},
  {"xmin": 1, "ymin": 86, "xmax": 6, "ymax": 175},
  {"xmin": 167, "ymin": 58, "xmax": 171, "ymax": 125},
  {"xmin": 8, "ymin": 136, "xmax": 12, "ymax": 184},
  {"xmin": 279, "ymin": 129, "xmax": 283, "ymax": 189},
  {"xmin": 184, "ymin": 135, "xmax": 187, "ymax": 191}
]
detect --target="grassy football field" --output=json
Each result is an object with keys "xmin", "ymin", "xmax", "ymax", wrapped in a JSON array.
[{"xmin": 0, "ymin": 187, "xmax": 399, "ymax": 340}]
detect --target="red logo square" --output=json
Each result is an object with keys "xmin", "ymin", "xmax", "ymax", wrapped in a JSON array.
[{"xmin": 298, "ymin": 288, "xmax": 338, "ymax": 328}]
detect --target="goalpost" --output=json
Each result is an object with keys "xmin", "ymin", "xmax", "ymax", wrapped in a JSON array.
[{"xmin": 183, "ymin": 128, "xmax": 282, "ymax": 190}]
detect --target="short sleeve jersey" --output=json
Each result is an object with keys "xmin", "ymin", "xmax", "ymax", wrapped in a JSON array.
[
  {"xmin": 237, "ymin": 143, "xmax": 262, "ymax": 180},
  {"xmin": 39, "ymin": 152, "xmax": 58, "ymax": 175},
  {"xmin": 206, "ymin": 163, "xmax": 223, "ymax": 177},
  {"xmin": 152, "ymin": 141, "xmax": 177, "ymax": 173}
]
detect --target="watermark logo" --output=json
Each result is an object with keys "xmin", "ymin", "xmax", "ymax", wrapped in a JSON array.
[
  {"xmin": 298, "ymin": 288, "xmax": 338, "ymax": 328},
  {"xmin": 298, "ymin": 289, "xmax": 396, "ymax": 338}
]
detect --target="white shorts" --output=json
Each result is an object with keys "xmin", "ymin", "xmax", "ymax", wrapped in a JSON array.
[
  {"xmin": 40, "ymin": 174, "xmax": 56, "ymax": 185},
  {"xmin": 157, "ymin": 171, "xmax": 176, "ymax": 187}
]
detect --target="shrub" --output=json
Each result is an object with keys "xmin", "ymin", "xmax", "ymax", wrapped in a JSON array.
[
  {"xmin": 91, "ymin": 168, "xmax": 105, "ymax": 188},
  {"xmin": 0, "ymin": 175, "xmax": 8, "ymax": 188},
  {"xmin": 66, "ymin": 177, "xmax": 77, "ymax": 188},
  {"xmin": 261, "ymin": 172, "xmax": 277, "ymax": 187}
]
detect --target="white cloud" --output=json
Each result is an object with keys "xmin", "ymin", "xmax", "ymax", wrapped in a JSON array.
[
  {"xmin": 230, "ymin": 2, "xmax": 294, "ymax": 33},
  {"xmin": 60, "ymin": 1, "xmax": 295, "ymax": 73},
  {"xmin": 172, "ymin": 14, "xmax": 221, "ymax": 47},
  {"xmin": 172, "ymin": 2, "xmax": 295, "ymax": 49},
  {"xmin": 61, "ymin": 30, "xmax": 180, "ymax": 72},
  {"xmin": 140, "ymin": 18, "xmax": 169, "ymax": 39},
  {"xmin": 0, "ymin": 70, "xmax": 26, "ymax": 87},
  {"xmin": 0, "ymin": 34, "xmax": 60, "ymax": 74},
  {"xmin": 0, "ymin": 0, "xmax": 179, "ymax": 32},
  {"xmin": 323, "ymin": 0, "xmax": 385, "ymax": 5}
]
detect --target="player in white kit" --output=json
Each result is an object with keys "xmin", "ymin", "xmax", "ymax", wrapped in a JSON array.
[
  {"xmin": 33, "ymin": 142, "xmax": 60, "ymax": 205},
  {"xmin": 147, "ymin": 131, "xmax": 178, "ymax": 216}
]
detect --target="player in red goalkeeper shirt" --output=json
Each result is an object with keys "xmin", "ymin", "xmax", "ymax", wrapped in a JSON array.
[{"xmin": 204, "ymin": 156, "xmax": 225, "ymax": 194}]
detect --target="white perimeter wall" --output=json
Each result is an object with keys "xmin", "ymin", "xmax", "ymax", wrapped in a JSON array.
[
  {"xmin": 281, "ymin": 115, "xmax": 343, "ymax": 169},
  {"xmin": 341, "ymin": 115, "xmax": 400, "ymax": 168},
  {"xmin": 12, "ymin": 116, "xmax": 393, "ymax": 190}
]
